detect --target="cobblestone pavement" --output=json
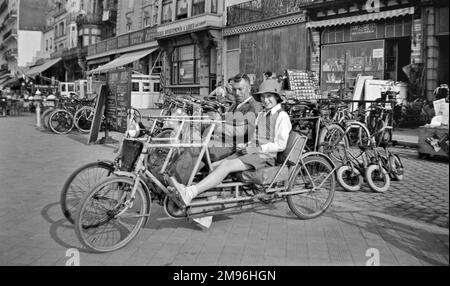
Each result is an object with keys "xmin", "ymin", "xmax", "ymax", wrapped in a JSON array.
[
  {"xmin": 0, "ymin": 114, "xmax": 448, "ymax": 266},
  {"xmin": 333, "ymin": 147, "xmax": 449, "ymax": 228}
]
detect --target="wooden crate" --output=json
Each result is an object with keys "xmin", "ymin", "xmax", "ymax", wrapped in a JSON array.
[{"xmin": 418, "ymin": 126, "xmax": 449, "ymax": 158}]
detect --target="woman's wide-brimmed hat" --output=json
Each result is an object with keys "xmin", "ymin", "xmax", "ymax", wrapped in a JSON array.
[{"xmin": 252, "ymin": 79, "xmax": 283, "ymax": 102}]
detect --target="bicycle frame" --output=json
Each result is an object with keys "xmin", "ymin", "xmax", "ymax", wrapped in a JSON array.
[{"xmin": 112, "ymin": 116, "xmax": 336, "ymax": 219}]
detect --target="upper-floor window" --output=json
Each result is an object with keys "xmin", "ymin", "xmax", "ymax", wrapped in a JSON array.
[
  {"xmin": 46, "ymin": 40, "xmax": 49, "ymax": 52},
  {"xmin": 144, "ymin": 10, "xmax": 151, "ymax": 27},
  {"xmin": 128, "ymin": 0, "xmax": 135, "ymax": 10},
  {"xmin": 126, "ymin": 18, "xmax": 132, "ymax": 31},
  {"xmin": 192, "ymin": 0, "xmax": 205, "ymax": 16},
  {"xmin": 162, "ymin": 0, "xmax": 172, "ymax": 23},
  {"xmin": 176, "ymin": 0, "xmax": 187, "ymax": 20},
  {"xmin": 211, "ymin": 0, "xmax": 218, "ymax": 14}
]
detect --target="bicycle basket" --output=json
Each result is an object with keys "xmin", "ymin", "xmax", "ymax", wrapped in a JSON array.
[{"xmin": 119, "ymin": 139, "xmax": 144, "ymax": 172}]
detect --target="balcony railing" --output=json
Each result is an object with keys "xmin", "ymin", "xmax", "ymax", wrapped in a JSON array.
[
  {"xmin": 226, "ymin": 0, "xmax": 312, "ymax": 26},
  {"xmin": 53, "ymin": 7, "xmax": 67, "ymax": 18},
  {"xmin": 87, "ymin": 26, "xmax": 157, "ymax": 57},
  {"xmin": 2, "ymin": 29, "xmax": 17, "ymax": 41},
  {"xmin": 0, "ymin": 0, "xmax": 8, "ymax": 15},
  {"xmin": 3, "ymin": 9, "xmax": 17, "ymax": 23},
  {"xmin": 76, "ymin": 13, "xmax": 103, "ymax": 26}
]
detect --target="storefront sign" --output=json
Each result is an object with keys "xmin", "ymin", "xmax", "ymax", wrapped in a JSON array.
[
  {"xmin": 351, "ymin": 23, "xmax": 377, "ymax": 36},
  {"xmin": 117, "ymin": 34, "xmax": 130, "ymax": 48},
  {"xmin": 144, "ymin": 27, "xmax": 157, "ymax": 42},
  {"xmin": 411, "ymin": 19, "xmax": 423, "ymax": 63},
  {"xmin": 130, "ymin": 31, "xmax": 145, "ymax": 45},
  {"xmin": 372, "ymin": 48, "xmax": 384, "ymax": 58},
  {"xmin": 97, "ymin": 41, "xmax": 107, "ymax": 53},
  {"xmin": 107, "ymin": 38, "xmax": 117, "ymax": 50},
  {"xmin": 157, "ymin": 21, "xmax": 207, "ymax": 37},
  {"xmin": 106, "ymin": 69, "xmax": 131, "ymax": 133}
]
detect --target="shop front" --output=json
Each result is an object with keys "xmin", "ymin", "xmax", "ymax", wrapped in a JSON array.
[
  {"xmin": 306, "ymin": 7, "xmax": 416, "ymax": 94},
  {"xmin": 156, "ymin": 17, "xmax": 222, "ymax": 97},
  {"xmin": 223, "ymin": 0, "xmax": 310, "ymax": 88}
]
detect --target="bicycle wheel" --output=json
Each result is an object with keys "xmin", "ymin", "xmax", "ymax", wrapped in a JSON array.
[
  {"xmin": 336, "ymin": 165, "xmax": 363, "ymax": 192},
  {"xmin": 60, "ymin": 161, "xmax": 115, "ymax": 224},
  {"xmin": 287, "ymin": 155, "xmax": 336, "ymax": 219},
  {"xmin": 48, "ymin": 109, "xmax": 74, "ymax": 135},
  {"xmin": 74, "ymin": 106, "xmax": 95, "ymax": 133},
  {"xmin": 365, "ymin": 165, "xmax": 390, "ymax": 193},
  {"xmin": 389, "ymin": 154, "xmax": 404, "ymax": 181},
  {"xmin": 41, "ymin": 108, "xmax": 55, "ymax": 130},
  {"xmin": 318, "ymin": 124, "xmax": 348, "ymax": 163},
  {"xmin": 75, "ymin": 177, "xmax": 149, "ymax": 253}
]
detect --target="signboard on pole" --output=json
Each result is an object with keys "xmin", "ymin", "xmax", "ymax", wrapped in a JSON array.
[
  {"xmin": 106, "ymin": 69, "xmax": 132, "ymax": 133},
  {"xmin": 87, "ymin": 83, "xmax": 107, "ymax": 144}
]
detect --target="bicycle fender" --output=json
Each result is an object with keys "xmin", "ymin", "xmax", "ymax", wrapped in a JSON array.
[
  {"xmin": 113, "ymin": 171, "xmax": 153, "ymax": 225},
  {"xmin": 302, "ymin": 152, "xmax": 337, "ymax": 171}
]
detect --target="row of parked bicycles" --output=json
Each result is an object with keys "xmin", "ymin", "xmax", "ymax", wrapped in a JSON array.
[{"xmin": 58, "ymin": 93, "xmax": 404, "ymax": 253}]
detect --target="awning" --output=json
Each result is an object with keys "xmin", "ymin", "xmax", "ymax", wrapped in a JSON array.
[
  {"xmin": 306, "ymin": 7, "xmax": 415, "ymax": 28},
  {"xmin": 87, "ymin": 48, "xmax": 158, "ymax": 75},
  {"xmin": 26, "ymin": 58, "xmax": 62, "ymax": 77}
]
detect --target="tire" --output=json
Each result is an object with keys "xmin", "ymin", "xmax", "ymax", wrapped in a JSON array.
[
  {"xmin": 318, "ymin": 124, "xmax": 349, "ymax": 163},
  {"xmin": 75, "ymin": 176, "xmax": 150, "ymax": 253},
  {"xmin": 74, "ymin": 106, "xmax": 95, "ymax": 133},
  {"xmin": 60, "ymin": 161, "xmax": 115, "ymax": 224},
  {"xmin": 336, "ymin": 165, "xmax": 363, "ymax": 192},
  {"xmin": 365, "ymin": 164, "xmax": 390, "ymax": 193},
  {"xmin": 389, "ymin": 154, "xmax": 404, "ymax": 181},
  {"xmin": 287, "ymin": 155, "xmax": 336, "ymax": 219},
  {"xmin": 48, "ymin": 109, "xmax": 74, "ymax": 135},
  {"xmin": 41, "ymin": 108, "xmax": 55, "ymax": 130}
]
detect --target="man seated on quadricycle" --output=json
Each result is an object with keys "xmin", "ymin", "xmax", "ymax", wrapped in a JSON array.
[
  {"xmin": 168, "ymin": 73, "xmax": 263, "ymax": 185},
  {"xmin": 168, "ymin": 79, "xmax": 292, "ymax": 229}
]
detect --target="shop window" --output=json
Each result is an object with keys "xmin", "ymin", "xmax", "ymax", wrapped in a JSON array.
[
  {"xmin": 321, "ymin": 40, "xmax": 385, "ymax": 92},
  {"xmin": 132, "ymin": 82, "xmax": 140, "ymax": 92},
  {"xmin": 192, "ymin": 0, "xmax": 205, "ymax": 16},
  {"xmin": 211, "ymin": 0, "xmax": 218, "ymax": 14},
  {"xmin": 162, "ymin": 0, "xmax": 173, "ymax": 23},
  {"xmin": 171, "ymin": 45, "xmax": 200, "ymax": 85},
  {"xmin": 176, "ymin": 0, "xmax": 187, "ymax": 20}
]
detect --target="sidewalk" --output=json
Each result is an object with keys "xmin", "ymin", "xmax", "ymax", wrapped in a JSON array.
[
  {"xmin": 0, "ymin": 114, "xmax": 448, "ymax": 266},
  {"xmin": 393, "ymin": 128, "xmax": 419, "ymax": 148}
]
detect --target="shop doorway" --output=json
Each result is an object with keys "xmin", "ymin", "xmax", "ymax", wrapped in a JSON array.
[
  {"xmin": 438, "ymin": 36, "xmax": 449, "ymax": 85},
  {"xmin": 385, "ymin": 38, "xmax": 411, "ymax": 82}
]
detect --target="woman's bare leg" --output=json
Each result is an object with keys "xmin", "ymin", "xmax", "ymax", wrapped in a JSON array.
[{"xmin": 195, "ymin": 159, "xmax": 251, "ymax": 194}]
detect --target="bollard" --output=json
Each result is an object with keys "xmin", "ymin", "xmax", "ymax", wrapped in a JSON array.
[{"xmin": 36, "ymin": 104, "xmax": 41, "ymax": 128}]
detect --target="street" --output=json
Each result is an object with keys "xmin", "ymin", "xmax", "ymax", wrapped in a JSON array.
[{"xmin": 0, "ymin": 114, "xmax": 448, "ymax": 266}]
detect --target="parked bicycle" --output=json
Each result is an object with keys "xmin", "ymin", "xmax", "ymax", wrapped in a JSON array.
[
  {"xmin": 73, "ymin": 116, "xmax": 336, "ymax": 253},
  {"xmin": 60, "ymin": 109, "xmax": 172, "ymax": 224}
]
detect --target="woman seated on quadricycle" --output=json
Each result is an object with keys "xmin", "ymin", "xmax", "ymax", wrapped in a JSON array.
[{"xmin": 168, "ymin": 79, "xmax": 292, "ymax": 228}]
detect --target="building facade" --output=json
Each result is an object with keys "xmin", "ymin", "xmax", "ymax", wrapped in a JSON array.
[
  {"xmin": 223, "ymin": 0, "xmax": 311, "ymax": 88},
  {"xmin": 85, "ymin": 0, "xmax": 159, "ymax": 76},
  {"xmin": 0, "ymin": 0, "xmax": 52, "ymax": 88},
  {"xmin": 155, "ymin": 0, "xmax": 224, "ymax": 97},
  {"xmin": 303, "ymin": 0, "xmax": 449, "ymax": 100}
]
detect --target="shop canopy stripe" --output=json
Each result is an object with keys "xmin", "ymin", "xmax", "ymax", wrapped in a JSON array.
[
  {"xmin": 306, "ymin": 7, "xmax": 415, "ymax": 29},
  {"xmin": 25, "ymin": 58, "xmax": 62, "ymax": 77},
  {"xmin": 87, "ymin": 48, "xmax": 158, "ymax": 75}
]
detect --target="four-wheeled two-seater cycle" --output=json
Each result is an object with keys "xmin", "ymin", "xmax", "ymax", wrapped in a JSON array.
[{"xmin": 62, "ymin": 111, "xmax": 337, "ymax": 253}]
